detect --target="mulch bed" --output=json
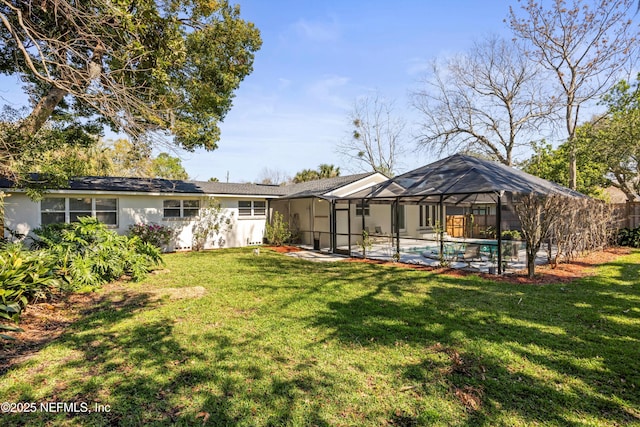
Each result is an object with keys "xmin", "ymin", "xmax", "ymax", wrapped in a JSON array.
[
  {"xmin": 345, "ymin": 247, "xmax": 631, "ymax": 285},
  {"xmin": 266, "ymin": 245, "xmax": 304, "ymax": 253},
  {"xmin": 0, "ymin": 289, "xmax": 105, "ymax": 374}
]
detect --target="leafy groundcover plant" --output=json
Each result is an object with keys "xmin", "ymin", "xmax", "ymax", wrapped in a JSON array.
[{"xmin": 1, "ymin": 217, "xmax": 163, "ymax": 337}]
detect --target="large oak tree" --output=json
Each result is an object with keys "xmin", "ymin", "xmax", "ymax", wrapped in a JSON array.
[
  {"xmin": 0, "ymin": 0, "xmax": 261, "ymax": 177},
  {"xmin": 412, "ymin": 35, "xmax": 551, "ymax": 166}
]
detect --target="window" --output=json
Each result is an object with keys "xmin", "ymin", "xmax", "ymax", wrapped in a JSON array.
[
  {"xmin": 419, "ymin": 205, "xmax": 438, "ymax": 227},
  {"xmin": 41, "ymin": 198, "xmax": 66, "ymax": 225},
  {"xmin": 163, "ymin": 199, "xmax": 200, "ymax": 218},
  {"xmin": 238, "ymin": 200, "xmax": 267, "ymax": 217},
  {"xmin": 41, "ymin": 197, "xmax": 118, "ymax": 226},
  {"xmin": 238, "ymin": 201, "xmax": 252, "ymax": 216},
  {"xmin": 69, "ymin": 197, "xmax": 92, "ymax": 223},
  {"xmin": 253, "ymin": 201, "xmax": 266, "ymax": 216},
  {"xmin": 356, "ymin": 202, "xmax": 370, "ymax": 216}
]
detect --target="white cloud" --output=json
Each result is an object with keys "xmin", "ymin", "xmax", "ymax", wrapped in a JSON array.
[
  {"xmin": 292, "ymin": 17, "xmax": 340, "ymax": 42},
  {"xmin": 307, "ymin": 75, "xmax": 351, "ymax": 109},
  {"xmin": 406, "ymin": 57, "xmax": 431, "ymax": 76}
]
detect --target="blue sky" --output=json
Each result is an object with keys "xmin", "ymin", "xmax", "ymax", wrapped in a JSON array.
[
  {"xmin": 198, "ymin": 0, "xmax": 517, "ymax": 182},
  {"xmin": 0, "ymin": 1, "xmax": 517, "ymax": 182}
]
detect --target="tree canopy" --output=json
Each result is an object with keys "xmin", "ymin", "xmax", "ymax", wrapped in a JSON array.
[
  {"xmin": 413, "ymin": 35, "xmax": 550, "ymax": 166},
  {"xmin": 293, "ymin": 164, "xmax": 341, "ymax": 183},
  {"xmin": 509, "ymin": 0, "xmax": 639, "ymax": 188},
  {"xmin": 0, "ymin": 0, "xmax": 261, "ymax": 169}
]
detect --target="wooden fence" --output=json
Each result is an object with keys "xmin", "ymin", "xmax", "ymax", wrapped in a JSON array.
[{"xmin": 613, "ymin": 202, "xmax": 640, "ymax": 229}]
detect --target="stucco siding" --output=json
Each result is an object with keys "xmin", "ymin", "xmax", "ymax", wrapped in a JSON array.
[{"xmin": 2, "ymin": 193, "xmax": 267, "ymax": 250}]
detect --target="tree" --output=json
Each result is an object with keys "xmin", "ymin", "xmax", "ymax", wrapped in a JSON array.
[
  {"xmin": 292, "ymin": 164, "xmax": 341, "ymax": 183},
  {"xmin": 256, "ymin": 167, "xmax": 290, "ymax": 185},
  {"xmin": 576, "ymin": 76, "xmax": 640, "ymax": 201},
  {"xmin": 0, "ymin": 0, "xmax": 261, "ymax": 154},
  {"xmin": 150, "ymin": 153, "xmax": 188, "ymax": 180},
  {"xmin": 107, "ymin": 138, "xmax": 152, "ymax": 177},
  {"xmin": 293, "ymin": 169, "xmax": 320, "ymax": 183},
  {"xmin": 338, "ymin": 93, "xmax": 405, "ymax": 176},
  {"xmin": 318, "ymin": 164, "xmax": 341, "ymax": 179},
  {"xmin": 514, "ymin": 193, "xmax": 569, "ymax": 278},
  {"xmin": 412, "ymin": 35, "xmax": 551, "ymax": 166},
  {"xmin": 509, "ymin": 0, "xmax": 639, "ymax": 188},
  {"xmin": 520, "ymin": 140, "xmax": 609, "ymax": 198}
]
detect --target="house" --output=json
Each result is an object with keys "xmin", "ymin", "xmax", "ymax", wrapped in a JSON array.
[
  {"xmin": 0, "ymin": 172, "xmax": 388, "ymax": 251},
  {"xmin": 1, "ymin": 176, "xmax": 285, "ymax": 250},
  {"xmin": 1, "ymin": 155, "xmax": 585, "ymax": 263}
]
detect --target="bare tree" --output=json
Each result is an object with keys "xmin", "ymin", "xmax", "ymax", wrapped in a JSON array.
[
  {"xmin": 256, "ymin": 167, "xmax": 290, "ymax": 185},
  {"xmin": 509, "ymin": 0, "xmax": 639, "ymax": 189},
  {"xmin": 412, "ymin": 35, "xmax": 552, "ymax": 166},
  {"xmin": 514, "ymin": 193, "xmax": 569, "ymax": 278},
  {"xmin": 338, "ymin": 93, "xmax": 405, "ymax": 176}
]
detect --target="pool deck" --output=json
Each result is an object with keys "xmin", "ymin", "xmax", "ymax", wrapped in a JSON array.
[{"xmin": 304, "ymin": 238, "xmax": 550, "ymax": 274}]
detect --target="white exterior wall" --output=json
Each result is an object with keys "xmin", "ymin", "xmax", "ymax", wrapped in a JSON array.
[
  {"xmin": 2, "ymin": 192, "xmax": 268, "ymax": 251},
  {"xmin": 3, "ymin": 193, "xmax": 40, "ymax": 238}
]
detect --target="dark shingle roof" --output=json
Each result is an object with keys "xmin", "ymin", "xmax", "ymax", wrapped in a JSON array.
[
  {"xmin": 0, "ymin": 172, "xmax": 379, "ymax": 198},
  {"xmin": 0, "ymin": 176, "xmax": 287, "ymax": 197},
  {"xmin": 281, "ymin": 172, "xmax": 377, "ymax": 199}
]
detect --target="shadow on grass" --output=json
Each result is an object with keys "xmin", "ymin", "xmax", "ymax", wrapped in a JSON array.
[
  {"xmin": 306, "ymin": 257, "xmax": 640, "ymax": 426},
  {"xmin": 2, "ymin": 280, "xmax": 336, "ymax": 426},
  {"xmin": 2, "ymin": 249, "xmax": 638, "ymax": 426}
]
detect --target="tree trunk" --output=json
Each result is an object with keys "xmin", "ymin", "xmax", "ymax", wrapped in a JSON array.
[
  {"xmin": 17, "ymin": 86, "xmax": 67, "ymax": 139},
  {"xmin": 568, "ymin": 147, "xmax": 577, "ymax": 190},
  {"xmin": 527, "ymin": 249, "xmax": 537, "ymax": 279}
]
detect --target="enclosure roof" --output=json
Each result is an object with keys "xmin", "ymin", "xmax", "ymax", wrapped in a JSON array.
[{"xmin": 344, "ymin": 154, "xmax": 586, "ymax": 203}]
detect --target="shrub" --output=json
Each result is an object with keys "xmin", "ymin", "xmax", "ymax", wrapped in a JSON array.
[
  {"xmin": 617, "ymin": 227, "xmax": 640, "ymax": 248},
  {"xmin": 501, "ymin": 230, "xmax": 522, "ymax": 240},
  {"xmin": 32, "ymin": 217, "xmax": 163, "ymax": 290},
  {"xmin": 265, "ymin": 211, "xmax": 291, "ymax": 246},
  {"xmin": 0, "ymin": 243, "xmax": 59, "ymax": 333},
  {"xmin": 191, "ymin": 199, "xmax": 234, "ymax": 251},
  {"xmin": 127, "ymin": 223, "xmax": 174, "ymax": 249}
]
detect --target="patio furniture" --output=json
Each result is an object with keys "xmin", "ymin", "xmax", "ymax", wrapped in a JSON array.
[{"xmin": 458, "ymin": 243, "xmax": 481, "ymax": 267}]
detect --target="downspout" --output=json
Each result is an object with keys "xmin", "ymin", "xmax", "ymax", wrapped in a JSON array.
[
  {"xmin": 497, "ymin": 191, "xmax": 503, "ymax": 274},
  {"xmin": 330, "ymin": 200, "xmax": 335, "ymax": 253},
  {"xmin": 347, "ymin": 199, "xmax": 352, "ymax": 256},
  {"xmin": 439, "ymin": 195, "xmax": 444, "ymax": 258},
  {"xmin": 395, "ymin": 198, "xmax": 400, "ymax": 255}
]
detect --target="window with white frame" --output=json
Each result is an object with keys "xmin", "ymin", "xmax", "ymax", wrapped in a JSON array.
[
  {"xmin": 238, "ymin": 200, "xmax": 266, "ymax": 217},
  {"xmin": 163, "ymin": 199, "xmax": 200, "ymax": 218},
  {"xmin": 356, "ymin": 201, "xmax": 370, "ymax": 216},
  {"xmin": 419, "ymin": 205, "xmax": 438, "ymax": 227},
  {"xmin": 41, "ymin": 197, "xmax": 118, "ymax": 226}
]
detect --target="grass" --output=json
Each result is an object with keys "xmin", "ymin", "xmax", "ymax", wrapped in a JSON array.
[{"xmin": 1, "ymin": 248, "xmax": 639, "ymax": 426}]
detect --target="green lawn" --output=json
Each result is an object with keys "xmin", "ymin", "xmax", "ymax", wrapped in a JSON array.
[{"xmin": 1, "ymin": 248, "xmax": 639, "ymax": 426}]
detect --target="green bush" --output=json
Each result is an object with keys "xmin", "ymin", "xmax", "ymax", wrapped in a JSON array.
[
  {"xmin": 32, "ymin": 217, "xmax": 163, "ymax": 289},
  {"xmin": 265, "ymin": 211, "xmax": 291, "ymax": 246},
  {"xmin": 501, "ymin": 230, "xmax": 522, "ymax": 240},
  {"xmin": 127, "ymin": 223, "xmax": 174, "ymax": 249},
  {"xmin": 0, "ymin": 243, "xmax": 60, "ymax": 336},
  {"xmin": 617, "ymin": 227, "xmax": 640, "ymax": 248}
]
